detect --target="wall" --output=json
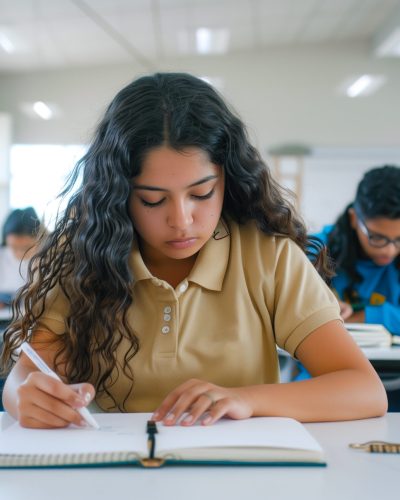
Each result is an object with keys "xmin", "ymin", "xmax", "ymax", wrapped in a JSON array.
[
  {"xmin": 0, "ymin": 113, "xmax": 11, "ymax": 226},
  {"xmin": 1, "ymin": 41, "xmax": 400, "ymax": 149},
  {"xmin": 0, "ymin": 40, "xmax": 400, "ymax": 227}
]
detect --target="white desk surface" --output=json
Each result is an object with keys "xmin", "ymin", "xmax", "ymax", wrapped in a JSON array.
[
  {"xmin": 0, "ymin": 413, "xmax": 399, "ymax": 500},
  {"xmin": 362, "ymin": 346, "xmax": 400, "ymax": 361},
  {"xmin": 279, "ymin": 345, "xmax": 400, "ymax": 362}
]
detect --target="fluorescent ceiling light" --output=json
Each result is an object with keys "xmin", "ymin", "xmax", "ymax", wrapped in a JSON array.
[
  {"xmin": 33, "ymin": 101, "xmax": 53, "ymax": 120},
  {"xmin": 0, "ymin": 32, "xmax": 15, "ymax": 53},
  {"xmin": 195, "ymin": 28, "xmax": 229, "ymax": 55},
  {"xmin": 343, "ymin": 75, "xmax": 386, "ymax": 98},
  {"xmin": 375, "ymin": 27, "xmax": 400, "ymax": 57}
]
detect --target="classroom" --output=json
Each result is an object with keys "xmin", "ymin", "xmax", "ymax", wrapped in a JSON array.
[{"xmin": 1, "ymin": 1, "xmax": 400, "ymax": 499}]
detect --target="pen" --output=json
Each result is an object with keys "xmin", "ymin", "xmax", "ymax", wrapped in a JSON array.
[{"xmin": 20, "ymin": 342, "xmax": 100, "ymax": 430}]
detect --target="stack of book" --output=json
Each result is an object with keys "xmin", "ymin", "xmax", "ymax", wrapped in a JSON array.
[{"xmin": 344, "ymin": 323, "xmax": 392, "ymax": 348}]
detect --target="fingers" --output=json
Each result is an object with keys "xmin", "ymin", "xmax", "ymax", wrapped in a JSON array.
[
  {"xmin": 179, "ymin": 393, "xmax": 218, "ymax": 426},
  {"xmin": 153, "ymin": 379, "xmax": 211, "ymax": 425},
  {"xmin": 17, "ymin": 372, "xmax": 95, "ymax": 429},
  {"xmin": 70, "ymin": 383, "xmax": 96, "ymax": 406},
  {"xmin": 152, "ymin": 379, "xmax": 253, "ymax": 427}
]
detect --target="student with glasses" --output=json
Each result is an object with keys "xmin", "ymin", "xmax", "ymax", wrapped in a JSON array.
[
  {"xmin": 322, "ymin": 165, "xmax": 400, "ymax": 330},
  {"xmin": 296, "ymin": 165, "xmax": 400, "ymax": 393}
]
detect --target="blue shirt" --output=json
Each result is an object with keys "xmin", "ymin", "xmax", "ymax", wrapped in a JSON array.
[
  {"xmin": 316, "ymin": 225, "xmax": 400, "ymax": 335},
  {"xmin": 295, "ymin": 225, "xmax": 400, "ymax": 382}
]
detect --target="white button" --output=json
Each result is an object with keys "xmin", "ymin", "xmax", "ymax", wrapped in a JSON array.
[
  {"xmin": 161, "ymin": 326, "xmax": 170, "ymax": 334},
  {"xmin": 164, "ymin": 314, "xmax": 171, "ymax": 321},
  {"xmin": 179, "ymin": 283, "xmax": 188, "ymax": 293},
  {"xmin": 164, "ymin": 306, "xmax": 172, "ymax": 314}
]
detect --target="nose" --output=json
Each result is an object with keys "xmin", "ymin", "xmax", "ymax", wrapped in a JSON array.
[
  {"xmin": 379, "ymin": 242, "xmax": 399, "ymax": 260},
  {"xmin": 167, "ymin": 199, "xmax": 193, "ymax": 230}
]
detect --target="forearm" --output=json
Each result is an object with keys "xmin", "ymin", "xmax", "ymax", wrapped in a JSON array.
[{"xmin": 239, "ymin": 368, "xmax": 387, "ymax": 422}]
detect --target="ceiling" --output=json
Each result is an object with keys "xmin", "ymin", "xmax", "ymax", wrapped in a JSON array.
[{"xmin": 0, "ymin": 0, "xmax": 400, "ymax": 73}]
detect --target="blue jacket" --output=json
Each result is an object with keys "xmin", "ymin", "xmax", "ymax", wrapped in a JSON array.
[{"xmin": 316, "ymin": 225, "xmax": 400, "ymax": 336}]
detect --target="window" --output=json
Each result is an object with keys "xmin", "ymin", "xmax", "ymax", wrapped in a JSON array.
[{"xmin": 10, "ymin": 144, "xmax": 86, "ymax": 229}]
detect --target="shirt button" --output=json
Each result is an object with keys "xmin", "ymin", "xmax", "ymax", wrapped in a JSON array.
[
  {"xmin": 164, "ymin": 306, "xmax": 172, "ymax": 314},
  {"xmin": 164, "ymin": 314, "xmax": 171, "ymax": 321},
  {"xmin": 179, "ymin": 283, "xmax": 188, "ymax": 293},
  {"xmin": 161, "ymin": 326, "xmax": 170, "ymax": 334}
]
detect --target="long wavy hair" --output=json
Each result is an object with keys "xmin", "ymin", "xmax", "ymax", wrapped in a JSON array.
[
  {"xmin": 1, "ymin": 72, "xmax": 331, "ymax": 408},
  {"xmin": 327, "ymin": 165, "xmax": 400, "ymax": 299}
]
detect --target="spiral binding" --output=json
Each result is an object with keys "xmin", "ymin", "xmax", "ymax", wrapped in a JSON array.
[{"xmin": 0, "ymin": 451, "xmax": 143, "ymax": 468}]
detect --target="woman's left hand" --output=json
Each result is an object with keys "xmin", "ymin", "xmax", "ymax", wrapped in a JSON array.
[{"xmin": 151, "ymin": 378, "xmax": 253, "ymax": 426}]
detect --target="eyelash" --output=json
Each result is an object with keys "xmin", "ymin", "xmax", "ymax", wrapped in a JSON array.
[{"xmin": 140, "ymin": 189, "xmax": 215, "ymax": 208}]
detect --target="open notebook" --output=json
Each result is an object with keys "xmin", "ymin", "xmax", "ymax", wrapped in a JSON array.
[
  {"xmin": 344, "ymin": 323, "xmax": 393, "ymax": 347},
  {"xmin": 0, "ymin": 412, "xmax": 325, "ymax": 468}
]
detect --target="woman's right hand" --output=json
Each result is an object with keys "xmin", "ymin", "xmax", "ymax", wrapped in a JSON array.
[{"xmin": 16, "ymin": 372, "xmax": 95, "ymax": 429}]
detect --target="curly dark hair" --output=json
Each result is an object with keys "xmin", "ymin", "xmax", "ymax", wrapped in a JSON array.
[
  {"xmin": 327, "ymin": 165, "xmax": 400, "ymax": 298},
  {"xmin": 1, "ymin": 72, "xmax": 332, "ymax": 408}
]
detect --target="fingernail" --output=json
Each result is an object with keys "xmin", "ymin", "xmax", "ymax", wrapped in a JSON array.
[
  {"xmin": 182, "ymin": 414, "xmax": 193, "ymax": 424},
  {"xmin": 151, "ymin": 411, "xmax": 159, "ymax": 420},
  {"xmin": 74, "ymin": 397, "xmax": 85, "ymax": 408},
  {"xmin": 202, "ymin": 416, "xmax": 212, "ymax": 425},
  {"xmin": 164, "ymin": 413, "xmax": 175, "ymax": 422}
]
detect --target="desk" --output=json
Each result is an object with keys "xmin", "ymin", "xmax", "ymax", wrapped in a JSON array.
[
  {"xmin": 279, "ymin": 346, "xmax": 400, "ymax": 381},
  {"xmin": 362, "ymin": 345, "xmax": 400, "ymax": 361},
  {"xmin": 0, "ymin": 413, "xmax": 399, "ymax": 500}
]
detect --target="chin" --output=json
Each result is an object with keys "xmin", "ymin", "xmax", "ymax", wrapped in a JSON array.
[{"xmin": 373, "ymin": 257, "xmax": 393, "ymax": 266}]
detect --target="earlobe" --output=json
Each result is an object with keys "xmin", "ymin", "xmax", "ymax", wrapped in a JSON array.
[{"xmin": 348, "ymin": 207, "xmax": 357, "ymax": 230}]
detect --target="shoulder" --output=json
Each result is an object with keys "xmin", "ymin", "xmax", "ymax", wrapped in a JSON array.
[{"xmin": 228, "ymin": 219, "xmax": 308, "ymax": 271}]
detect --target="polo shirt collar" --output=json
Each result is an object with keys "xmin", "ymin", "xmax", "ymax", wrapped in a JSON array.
[
  {"xmin": 129, "ymin": 219, "xmax": 231, "ymax": 291},
  {"xmin": 188, "ymin": 220, "xmax": 230, "ymax": 291}
]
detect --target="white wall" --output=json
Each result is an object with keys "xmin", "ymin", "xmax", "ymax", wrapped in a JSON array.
[
  {"xmin": 1, "ymin": 41, "xmax": 400, "ymax": 149},
  {"xmin": 299, "ymin": 148, "xmax": 400, "ymax": 231},
  {"xmin": 0, "ymin": 113, "xmax": 11, "ymax": 226},
  {"xmin": 0, "ymin": 40, "xmax": 400, "ymax": 227}
]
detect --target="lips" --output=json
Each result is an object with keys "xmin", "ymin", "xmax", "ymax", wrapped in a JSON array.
[{"xmin": 166, "ymin": 238, "xmax": 197, "ymax": 249}]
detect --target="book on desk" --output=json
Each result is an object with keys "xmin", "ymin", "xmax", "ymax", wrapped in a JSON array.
[
  {"xmin": 0, "ymin": 412, "xmax": 325, "ymax": 468},
  {"xmin": 344, "ymin": 322, "xmax": 397, "ymax": 348}
]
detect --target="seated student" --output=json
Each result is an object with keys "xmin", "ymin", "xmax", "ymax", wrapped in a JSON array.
[
  {"xmin": 0, "ymin": 73, "xmax": 386, "ymax": 429},
  {"xmin": 296, "ymin": 166, "xmax": 400, "ymax": 387},
  {"xmin": 316, "ymin": 165, "xmax": 400, "ymax": 332},
  {"xmin": 0, "ymin": 207, "xmax": 41, "ymax": 308}
]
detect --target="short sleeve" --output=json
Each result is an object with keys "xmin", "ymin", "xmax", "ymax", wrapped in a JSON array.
[{"xmin": 272, "ymin": 239, "xmax": 341, "ymax": 356}]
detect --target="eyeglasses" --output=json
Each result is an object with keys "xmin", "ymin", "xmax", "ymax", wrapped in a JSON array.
[{"xmin": 357, "ymin": 216, "xmax": 400, "ymax": 249}]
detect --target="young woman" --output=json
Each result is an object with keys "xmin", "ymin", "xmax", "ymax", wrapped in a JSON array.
[
  {"xmin": 0, "ymin": 73, "xmax": 386, "ymax": 429},
  {"xmin": 320, "ymin": 165, "xmax": 400, "ymax": 332}
]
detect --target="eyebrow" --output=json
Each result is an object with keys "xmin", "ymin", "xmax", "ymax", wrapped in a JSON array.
[
  {"xmin": 362, "ymin": 220, "xmax": 400, "ymax": 240},
  {"xmin": 132, "ymin": 175, "xmax": 218, "ymax": 192}
]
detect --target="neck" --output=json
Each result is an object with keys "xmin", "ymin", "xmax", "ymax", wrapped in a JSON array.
[
  {"xmin": 138, "ymin": 241, "xmax": 198, "ymax": 288},
  {"xmin": 147, "ymin": 255, "xmax": 198, "ymax": 288}
]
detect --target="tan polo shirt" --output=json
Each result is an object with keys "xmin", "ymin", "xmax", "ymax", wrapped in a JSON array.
[{"xmin": 36, "ymin": 220, "xmax": 340, "ymax": 412}]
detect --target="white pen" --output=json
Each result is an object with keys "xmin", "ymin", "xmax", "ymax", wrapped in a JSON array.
[{"xmin": 20, "ymin": 342, "xmax": 100, "ymax": 429}]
